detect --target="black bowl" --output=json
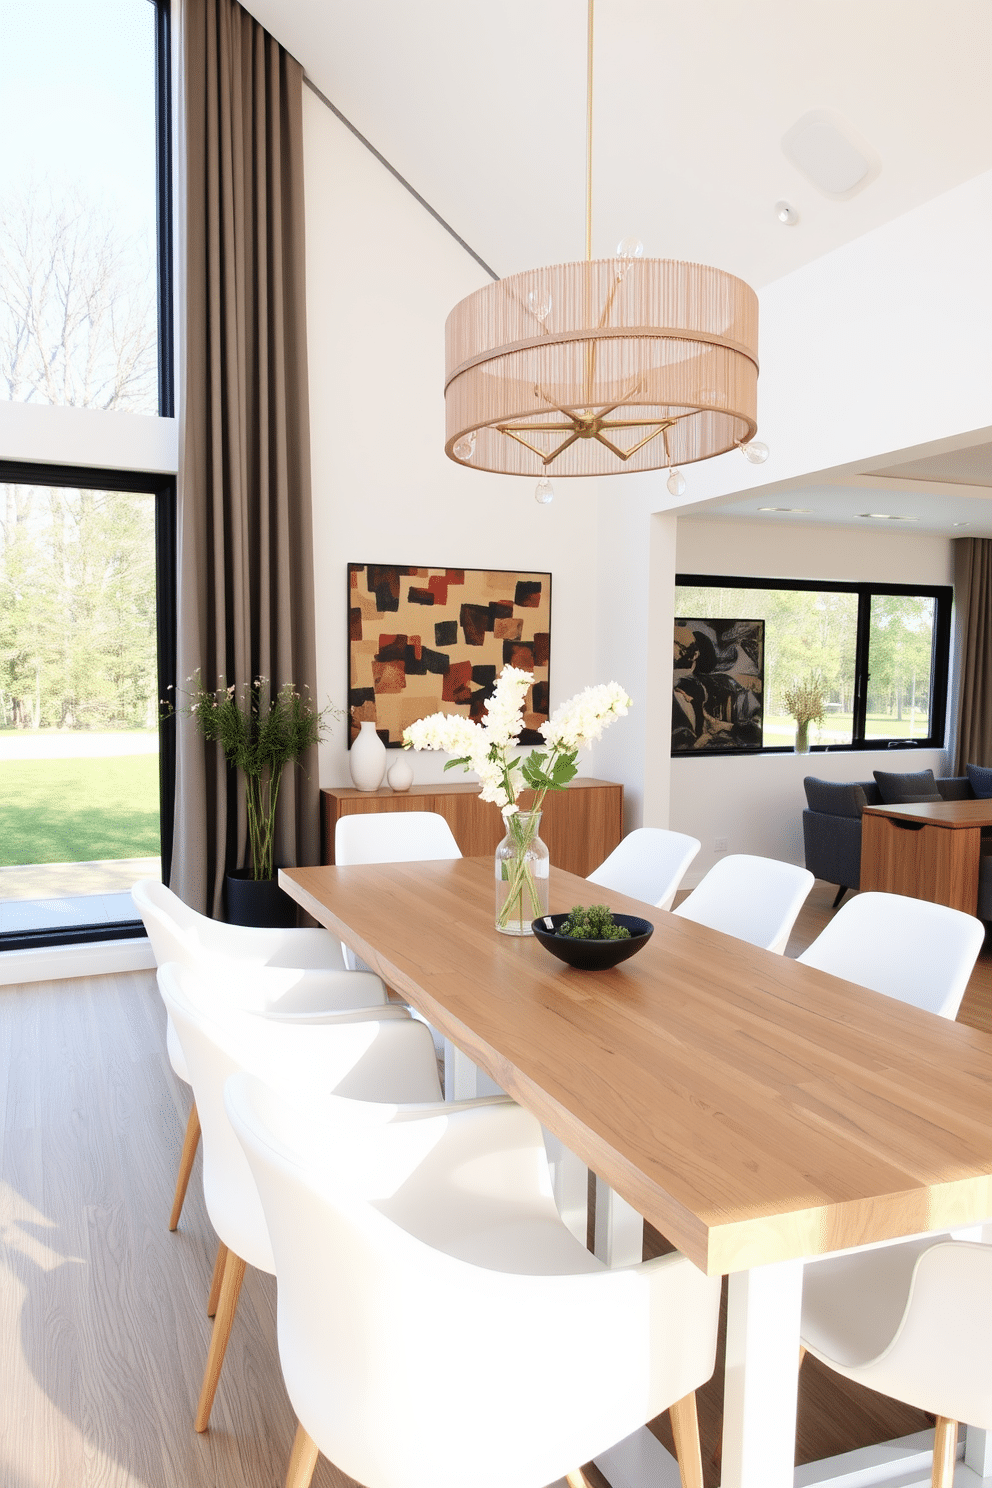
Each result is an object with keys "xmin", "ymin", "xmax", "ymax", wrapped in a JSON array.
[{"xmin": 531, "ymin": 912, "xmax": 654, "ymax": 970}]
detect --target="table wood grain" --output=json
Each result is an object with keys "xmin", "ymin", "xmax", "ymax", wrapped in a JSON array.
[{"xmin": 280, "ymin": 859, "xmax": 992, "ymax": 1277}]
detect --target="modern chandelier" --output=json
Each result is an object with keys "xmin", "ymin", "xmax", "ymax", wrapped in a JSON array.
[{"xmin": 444, "ymin": 0, "xmax": 766, "ymax": 498}]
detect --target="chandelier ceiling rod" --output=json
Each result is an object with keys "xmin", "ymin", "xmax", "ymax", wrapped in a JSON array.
[{"xmin": 586, "ymin": 0, "xmax": 594, "ymax": 263}]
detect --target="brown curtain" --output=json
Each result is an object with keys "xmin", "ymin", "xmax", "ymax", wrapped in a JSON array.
[
  {"xmin": 171, "ymin": 0, "xmax": 319, "ymax": 916},
  {"xmin": 953, "ymin": 537, "xmax": 992, "ymax": 773}
]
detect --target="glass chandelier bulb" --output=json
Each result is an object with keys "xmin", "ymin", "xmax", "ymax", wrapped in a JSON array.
[
  {"xmin": 453, "ymin": 432, "xmax": 476, "ymax": 461},
  {"xmin": 616, "ymin": 235, "xmax": 645, "ymax": 259},
  {"xmin": 534, "ymin": 477, "xmax": 554, "ymax": 504},
  {"xmin": 526, "ymin": 288, "xmax": 553, "ymax": 325},
  {"xmin": 666, "ymin": 466, "xmax": 686, "ymax": 497},
  {"xmin": 740, "ymin": 440, "xmax": 769, "ymax": 464}
]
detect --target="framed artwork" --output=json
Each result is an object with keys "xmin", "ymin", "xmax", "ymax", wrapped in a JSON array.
[
  {"xmin": 348, "ymin": 564, "xmax": 552, "ymax": 748},
  {"xmin": 672, "ymin": 618, "xmax": 764, "ymax": 752}
]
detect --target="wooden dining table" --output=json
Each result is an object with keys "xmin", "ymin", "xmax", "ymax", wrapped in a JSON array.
[{"xmin": 280, "ymin": 856, "xmax": 992, "ymax": 1488}]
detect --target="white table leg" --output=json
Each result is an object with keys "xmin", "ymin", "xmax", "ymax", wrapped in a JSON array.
[
  {"xmin": 967, "ymin": 1427, "xmax": 992, "ymax": 1477},
  {"xmin": 593, "ymin": 1175, "xmax": 644, "ymax": 1268},
  {"xmin": 443, "ymin": 1039, "xmax": 504, "ymax": 1101},
  {"xmin": 722, "ymin": 1258, "xmax": 805, "ymax": 1488},
  {"xmin": 543, "ymin": 1131, "xmax": 588, "ymax": 1245}
]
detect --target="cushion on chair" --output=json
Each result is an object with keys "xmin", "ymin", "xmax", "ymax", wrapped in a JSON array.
[
  {"xmin": 803, "ymin": 778, "xmax": 870, "ymax": 818},
  {"xmin": 966, "ymin": 763, "xmax": 992, "ymax": 800},
  {"xmin": 872, "ymin": 769, "xmax": 942, "ymax": 805}
]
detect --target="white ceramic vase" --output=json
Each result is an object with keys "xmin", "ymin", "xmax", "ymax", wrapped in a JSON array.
[
  {"xmin": 387, "ymin": 755, "xmax": 414, "ymax": 792},
  {"xmin": 350, "ymin": 720, "xmax": 387, "ymax": 791}
]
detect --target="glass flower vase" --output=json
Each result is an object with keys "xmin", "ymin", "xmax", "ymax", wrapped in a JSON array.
[
  {"xmin": 494, "ymin": 810, "xmax": 549, "ymax": 936},
  {"xmin": 795, "ymin": 720, "xmax": 810, "ymax": 755}
]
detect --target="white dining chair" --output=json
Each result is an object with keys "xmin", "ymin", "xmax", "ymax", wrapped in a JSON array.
[
  {"xmin": 800, "ymin": 1236, "xmax": 992, "ymax": 1488},
  {"xmin": 132, "ymin": 877, "xmax": 388, "ymax": 1230},
  {"xmin": 334, "ymin": 810, "xmax": 461, "ymax": 866},
  {"xmin": 796, "ymin": 890, "xmax": 985, "ymax": 1019},
  {"xmin": 333, "ymin": 811, "xmax": 461, "ymax": 974},
  {"xmin": 586, "ymin": 826, "xmax": 701, "ymax": 911},
  {"xmin": 672, "ymin": 853, "xmax": 814, "ymax": 954},
  {"xmin": 157, "ymin": 959, "xmax": 445, "ymax": 1434},
  {"xmin": 226, "ymin": 1068, "xmax": 723, "ymax": 1488}
]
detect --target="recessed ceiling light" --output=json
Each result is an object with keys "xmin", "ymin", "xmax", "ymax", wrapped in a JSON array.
[
  {"xmin": 953, "ymin": 521, "xmax": 971, "ymax": 528},
  {"xmin": 857, "ymin": 512, "xmax": 919, "ymax": 521},
  {"xmin": 775, "ymin": 200, "xmax": 799, "ymax": 226},
  {"xmin": 757, "ymin": 506, "xmax": 812, "ymax": 513}
]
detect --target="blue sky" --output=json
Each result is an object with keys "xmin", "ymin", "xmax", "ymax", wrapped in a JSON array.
[{"xmin": 0, "ymin": 0, "xmax": 156, "ymax": 237}]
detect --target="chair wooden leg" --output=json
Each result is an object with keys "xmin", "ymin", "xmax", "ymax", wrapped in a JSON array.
[
  {"xmin": 932, "ymin": 1418, "xmax": 958, "ymax": 1488},
  {"xmin": 168, "ymin": 1101, "xmax": 201, "ymax": 1231},
  {"xmin": 669, "ymin": 1391, "xmax": 704, "ymax": 1488},
  {"xmin": 194, "ymin": 1251, "xmax": 246, "ymax": 1432},
  {"xmin": 285, "ymin": 1421, "xmax": 320, "ymax": 1488},
  {"xmin": 565, "ymin": 1472, "xmax": 591, "ymax": 1488},
  {"xmin": 206, "ymin": 1240, "xmax": 228, "ymax": 1318}
]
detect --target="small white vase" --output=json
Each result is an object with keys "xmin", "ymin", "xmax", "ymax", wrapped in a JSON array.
[
  {"xmin": 387, "ymin": 756, "xmax": 414, "ymax": 792},
  {"xmin": 350, "ymin": 720, "xmax": 387, "ymax": 791}
]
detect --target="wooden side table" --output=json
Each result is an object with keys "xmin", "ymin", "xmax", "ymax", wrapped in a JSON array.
[
  {"xmin": 320, "ymin": 777, "xmax": 623, "ymax": 879},
  {"xmin": 860, "ymin": 799, "xmax": 992, "ymax": 914}
]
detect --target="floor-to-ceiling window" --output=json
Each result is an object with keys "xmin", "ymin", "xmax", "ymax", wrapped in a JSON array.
[{"xmin": 0, "ymin": 0, "xmax": 173, "ymax": 948}]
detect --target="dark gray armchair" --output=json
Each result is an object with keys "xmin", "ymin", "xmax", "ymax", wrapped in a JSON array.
[{"xmin": 802, "ymin": 774, "xmax": 992, "ymax": 919}]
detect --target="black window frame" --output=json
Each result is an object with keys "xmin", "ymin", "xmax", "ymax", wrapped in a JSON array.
[
  {"xmin": 0, "ymin": 0, "xmax": 174, "ymax": 950},
  {"xmin": 0, "ymin": 459, "xmax": 176, "ymax": 953},
  {"xmin": 674, "ymin": 573, "xmax": 952, "ymax": 757}
]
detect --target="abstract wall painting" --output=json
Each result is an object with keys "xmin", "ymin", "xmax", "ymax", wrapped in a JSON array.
[
  {"xmin": 348, "ymin": 564, "xmax": 551, "ymax": 748},
  {"xmin": 672, "ymin": 618, "xmax": 764, "ymax": 752}
]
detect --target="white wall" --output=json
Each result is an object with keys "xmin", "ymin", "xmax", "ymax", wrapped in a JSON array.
[
  {"xmin": 0, "ymin": 400, "xmax": 178, "ymax": 475},
  {"xmin": 302, "ymin": 92, "xmax": 605, "ymax": 791},
  {"xmin": 670, "ymin": 516, "xmax": 954, "ymax": 883},
  {"xmin": 676, "ymin": 516, "xmax": 954, "ymax": 587},
  {"xmin": 652, "ymin": 170, "xmax": 992, "ymax": 514}
]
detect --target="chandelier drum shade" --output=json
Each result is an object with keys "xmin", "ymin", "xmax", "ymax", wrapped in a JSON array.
[{"xmin": 445, "ymin": 256, "xmax": 759, "ymax": 477}]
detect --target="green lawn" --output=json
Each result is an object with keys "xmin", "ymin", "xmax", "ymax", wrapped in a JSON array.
[
  {"xmin": 763, "ymin": 712, "xmax": 931, "ymax": 748},
  {"xmin": 0, "ymin": 756, "xmax": 160, "ymax": 866}
]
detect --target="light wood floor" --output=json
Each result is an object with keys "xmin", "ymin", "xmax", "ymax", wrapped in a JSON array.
[
  {"xmin": 0, "ymin": 883, "xmax": 987, "ymax": 1488},
  {"xmin": 0, "ymin": 968, "xmax": 358, "ymax": 1488}
]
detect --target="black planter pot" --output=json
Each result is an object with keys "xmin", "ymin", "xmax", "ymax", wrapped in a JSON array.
[{"xmin": 225, "ymin": 870, "xmax": 298, "ymax": 928}]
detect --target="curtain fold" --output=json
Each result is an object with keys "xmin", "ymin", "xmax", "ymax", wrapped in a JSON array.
[
  {"xmin": 953, "ymin": 536, "xmax": 992, "ymax": 774},
  {"xmin": 171, "ymin": 0, "xmax": 319, "ymax": 916}
]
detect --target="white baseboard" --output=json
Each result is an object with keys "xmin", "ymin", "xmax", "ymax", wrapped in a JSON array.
[{"xmin": 0, "ymin": 937, "xmax": 155, "ymax": 986}]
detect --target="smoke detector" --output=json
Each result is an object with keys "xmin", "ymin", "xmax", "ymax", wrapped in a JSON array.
[{"xmin": 781, "ymin": 109, "xmax": 880, "ymax": 200}]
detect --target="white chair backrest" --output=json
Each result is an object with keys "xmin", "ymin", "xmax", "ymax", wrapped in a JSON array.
[
  {"xmin": 586, "ymin": 827, "xmax": 701, "ymax": 911},
  {"xmin": 132, "ymin": 878, "xmax": 200, "ymax": 964},
  {"xmin": 226, "ymin": 1070, "xmax": 722, "ymax": 1488},
  {"xmin": 796, "ymin": 891, "xmax": 984, "ymax": 1019},
  {"xmin": 131, "ymin": 876, "xmax": 346, "ymax": 971},
  {"xmin": 672, "ymin": 854, "xmax": 814, "ymax": 954},
  {"xmin": 802, "ymin": 1236, "xmax": 992, "ymax": 1432},
  {"xmin": 335, "ymin": 811, "xmax": 461, "ymax": 866},
  {"xmin": 157, "ymin": 963, "xmax": 442, "ymax": 1270}
]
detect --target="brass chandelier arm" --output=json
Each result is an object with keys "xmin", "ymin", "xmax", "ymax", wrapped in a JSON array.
[
  {"xmin": 496, "ymin": 426, "xmax": 575, "ymax": 465},
  {"xmin": 594, "ymin": 423, "xmax": 674, "ymax": 461}
]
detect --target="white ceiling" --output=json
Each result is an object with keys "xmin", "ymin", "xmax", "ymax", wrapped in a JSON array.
[
  {"xmin": 241, "ymin": 0, "xmax": 992, "ymax": 287},
  {"xmin": 239, "ymin": 0, "xmax": 992, "ymax": 532}
]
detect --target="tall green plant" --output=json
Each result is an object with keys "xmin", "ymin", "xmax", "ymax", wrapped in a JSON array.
[{"xmin": 176, "ymin": 674, "xmax": 341, "ymax": 881}]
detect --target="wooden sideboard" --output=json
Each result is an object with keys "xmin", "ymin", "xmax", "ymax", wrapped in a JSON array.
[
  {"xmin": 320, "ymin": 778, "xmax": 623, "ymax": 878},
  {"xmin": 861, "ymin": 798, "xmax": 992, "ymax": 914}
]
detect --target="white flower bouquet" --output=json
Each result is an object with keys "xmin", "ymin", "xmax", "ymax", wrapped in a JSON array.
[{"xmin": 404, "ymin": 667, "xmax": 631, "ymax": 932}]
